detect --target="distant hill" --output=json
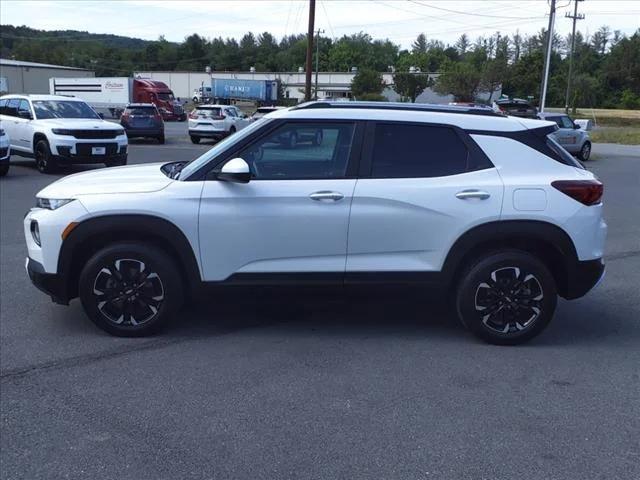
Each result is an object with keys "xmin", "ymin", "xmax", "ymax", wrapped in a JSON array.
[{"xmin": 0, "ymin": 25, "xmax": 156, "ymax": 50}]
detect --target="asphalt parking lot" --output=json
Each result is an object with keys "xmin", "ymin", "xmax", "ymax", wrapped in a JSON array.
[{"xmin": 1, "ymin": 123, "xmax": 639, "ymax": 479}]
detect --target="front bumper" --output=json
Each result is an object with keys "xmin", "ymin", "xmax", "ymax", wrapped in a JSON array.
[
  {"xmin": 563, "ymin": 258, "xmax": 605, "ymax": 299},
  {"xmin": 25, "ymin": 257, "xmax": 69, "ymax": 305}
]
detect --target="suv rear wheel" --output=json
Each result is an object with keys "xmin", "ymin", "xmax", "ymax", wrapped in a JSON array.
[
  {"xmin": 455, "ymin": 250, "xmax": 557, "ymax": 345},
  {"xmin": 79, "ymin": 243, "xmax": 183, "ymax": 337}
]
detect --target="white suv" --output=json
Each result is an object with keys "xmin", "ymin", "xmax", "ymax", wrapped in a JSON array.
[
  {"xmin": 0, "ymin": 95, "xmax": 128, "ymax": 173},
  {"xmin": 24, "ymin": 102, "xmax": 606, "ymax": 345},
  {"xmin": 188, "ymin": 105, "xmax": 249, "ymax": 143}
]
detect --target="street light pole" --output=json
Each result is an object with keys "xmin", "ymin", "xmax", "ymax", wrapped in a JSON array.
[
  {"xmin": 539, "ymin": 0, "xmax": 556, "ymax": 113},
  {"xmin": 314, "ymin": 28, "xmax": 324, "ymax": 100}
]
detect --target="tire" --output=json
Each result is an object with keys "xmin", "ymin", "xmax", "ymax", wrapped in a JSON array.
[
  {"xmin": 34, "ymin": 139, "xmax": 57, "ymax": 174},
  {"xmin": 190, "ymin": 136, "xmax": 200, "ymax": 144},
  {"xmin": 455, "ymin": 250, "xmax": 557, "ymax": 345},
  {"xmin": 0, "ymin": 163, "xmax": 9, "ymax": 177},
  {"xmin": 105, "ymin": 156, "xmax": 127, "ymax": 168},
  {"xmin": 79, "ymin": 242, "xmax": 184, "ymax": 337},
  {"xmin": 578, "ymin": 141, "xmax": 591, "ymax": 161},
  {"xmin": 158, "ymin": 134, "xmax": 165, "ymax": 144},
  {"xmin": 229, "ymin": 126, "xmax": 236, "ymax": 135}
]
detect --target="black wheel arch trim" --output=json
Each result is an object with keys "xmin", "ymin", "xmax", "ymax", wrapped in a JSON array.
[
  {"xmin": 58, "ymin": 214, "xmax": 202, "ymax": 301},
  {"xmin": 441, "ymin": 220, "xmax": 581, "ymax": 298}
]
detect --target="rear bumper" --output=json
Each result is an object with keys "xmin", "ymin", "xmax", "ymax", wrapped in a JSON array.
[
  {"xmin": 125, "ymin": 128, "xmax": 163, "ymax": 138},
  {"xmin": 25, "ymin": 257, "xmax": 70, "ymax": 305},
  {"xmin": 189, "ymin": 129, "xmax": 228, "ymax": 139},
  {"xmin": 563, "ymin": 258, "xmax": 605, "ymax": 299}
]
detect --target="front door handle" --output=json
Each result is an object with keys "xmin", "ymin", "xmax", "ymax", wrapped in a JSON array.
[
  {"xmin": 456, "ymin": 190, "xmax": 491, "ymax": 200},
  {"xmin": 309, "ymin": 191, "xmax": 344, "ymax": 202}
]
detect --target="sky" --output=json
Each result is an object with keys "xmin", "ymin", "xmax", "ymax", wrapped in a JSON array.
[{"xmin": 1, "ymin": 0, "xmax": 638, "ymax": 48}]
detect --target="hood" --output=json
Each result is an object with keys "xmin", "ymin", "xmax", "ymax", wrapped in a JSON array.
[
  {"xmin": 39, "ymin": 118, "xmax": 123, "ymax": 130},
  {"xmin": 37, "ymin": 163, "xmax": 173, "ymax": 198}
]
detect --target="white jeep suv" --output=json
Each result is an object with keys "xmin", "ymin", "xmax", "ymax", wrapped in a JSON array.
[
  {"xmin": 24, "ymin": 102, "xmax": 606, "ymax": 344},
  {"xmin": 188, "ymin": 104, "xmax": 249, "ymax": 143},
  {"xmin": 0, "ymin": 95, "xmax": 128, "ymax": 173}
]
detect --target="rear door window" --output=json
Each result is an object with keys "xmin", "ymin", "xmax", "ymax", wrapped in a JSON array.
[
  {"xmin": 5, "ymin": 99, "xmax": 20, "ymax": 117},
  {"xmin": 370, "ymin": 123, "xmax": 470, "ymax": 178}
]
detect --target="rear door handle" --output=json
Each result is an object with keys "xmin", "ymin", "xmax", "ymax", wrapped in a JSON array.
[
  {"xmin": 456, "ymin": 190, "xmax": 491, "ymax": 200},
  {"xmin": 309, "ymin": 191, "xmax": 344, "ymax": 202}
]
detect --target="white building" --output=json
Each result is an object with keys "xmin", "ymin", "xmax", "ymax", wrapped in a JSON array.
[{"xmin": 135, "ymin": 70, "xmax": 501, "ymax": 104}]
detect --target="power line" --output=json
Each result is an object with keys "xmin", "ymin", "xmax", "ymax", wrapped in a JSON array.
[{"xmin": 407, "ymin": 0, "xmax": 545, "ymax": 19}]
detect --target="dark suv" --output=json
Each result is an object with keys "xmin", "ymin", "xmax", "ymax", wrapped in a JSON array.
[{"xmin": 120, "ymin": 104, "xmax": 165, "ymax": 144}]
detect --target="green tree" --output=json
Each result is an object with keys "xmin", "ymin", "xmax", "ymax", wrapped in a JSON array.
[
  {"xmin": 392, "ymin": 72, "xmax": 431, "ymax": 102},
  {"xmin": 434, "ymin": 60, "xmax": 482, "ymax": 102},
  {"xmin": 351, "ymin": 69, "xmax": 385, "ymax": 98}
]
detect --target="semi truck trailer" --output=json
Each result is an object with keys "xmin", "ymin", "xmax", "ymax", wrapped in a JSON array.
[
  {"xmin": 211, "ymin": 78, "xmax": 279, "ymax": 103},
  {"xmin": 49, "ymin": 77, "xmax": 186, "ymax": 121}
]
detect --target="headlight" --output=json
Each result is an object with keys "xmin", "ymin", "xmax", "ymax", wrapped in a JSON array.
[
  {"xmin": 51, "ymin": 129, "xmax": 74, "ymax": 136},
  {"xmin": 36, "ymin": 198, "xmax": 75, "ymax": 210}
]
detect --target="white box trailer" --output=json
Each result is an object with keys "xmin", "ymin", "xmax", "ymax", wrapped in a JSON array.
[{"xmin": 49, "ymin": 77, "xmax": 132, "ymax": 109}]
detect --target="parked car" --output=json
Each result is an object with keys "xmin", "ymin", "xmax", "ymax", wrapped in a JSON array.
[
  {"xmin": 120, "ymin": 103, "xmax": 165, "ymax": 144},
  {"xmin": 24, "ymin": 101, "xmax": 606, "ymax": 345},
  {"xmin": 188, "ymin": 105, "xmax": 250, "ymax": 144},
  {"xmin": 250, "ymin": 106, "xmax": 287, "ymax": 122},
  {"xmin": 0, "ymin": 94, "xmax": 128, "ymax": 173},
  {"xmin": 494, "ymin": 98, "xmax": 538, "ymax": 118},
  {"xmin": 0, "ymin": 127, "xmax": 10, "ymax": 176},
  {"xmin": 537, "ymin": 112, "xmax": 592, "ymax": 161}
]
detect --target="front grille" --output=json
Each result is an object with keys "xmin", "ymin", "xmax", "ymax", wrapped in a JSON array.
[
  {"xmin": 75, "ymin": 143, "xmax": 119, "ymax": 156},
  {"xmin": 0, "ymin": 147, "xmax": 7, "ymax": 158},
  {"xmin": 70, "ymin": 130, "xmax": 121, "ymax": 139}
]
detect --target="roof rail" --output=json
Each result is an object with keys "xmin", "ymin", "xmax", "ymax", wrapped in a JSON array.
[{"xmin": 293, "ymin": 101, "xmax": 505, "ymax": 117}]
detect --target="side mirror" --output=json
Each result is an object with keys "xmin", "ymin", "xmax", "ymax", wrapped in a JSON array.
[
  {"xmin": 18, "ymin": 110, "xmax": 32, "ymax": 120},
  {"xmin": 218, "ymin": 157, "xmax": 251, "ymax": 184},
  {"xmin": 573, "ymin": 123, "xmax": 581, "ymax": 129}
]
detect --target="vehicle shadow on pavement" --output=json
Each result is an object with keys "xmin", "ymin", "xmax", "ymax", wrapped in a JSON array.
[{"xmin": 168, "ymin": 286, "xmax": 464, "ymax": 342}]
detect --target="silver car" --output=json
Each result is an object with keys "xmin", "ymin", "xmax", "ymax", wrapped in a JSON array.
[{"xmin": 538, "ymin": 112, "xmax": 592, "ymax": 161}]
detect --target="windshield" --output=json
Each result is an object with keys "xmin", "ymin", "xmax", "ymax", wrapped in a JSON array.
[
  {"xmin": 33, "ymin": 100, "xmax": 100, "ymax": 120},
  {"xmin": 178, "ymin": 119, "xmax": 267, "ymax": 180},
  {"xmin": 157, "ymin": 92, "xmax": 175, "ymax": 101}
]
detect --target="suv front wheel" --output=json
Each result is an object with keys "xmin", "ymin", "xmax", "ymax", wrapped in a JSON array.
[
  {"xmin": 455, "ymin": 250, "xmax": 557, "ymax": 345},
  {"xmin": 79, "ymin": 242, "xmax": 183, "ymax": 336},
  {"xmin": 34, "ymin": 139, "xmax": 57, "ymax": 174}
]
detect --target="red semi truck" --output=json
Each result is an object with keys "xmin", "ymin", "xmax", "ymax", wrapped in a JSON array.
[{"xmin": 49, "ymin": 77, "xmax": 187, "ymax": 121}]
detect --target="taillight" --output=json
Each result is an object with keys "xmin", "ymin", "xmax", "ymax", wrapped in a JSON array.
[
  {"xmin": 552, "ymin": 180, "xmax": 603, "ymax": 206},
  {"xmin": 189, "ymin": 111, "xmax": 198, "ymax": 119},
  {"xmin": 121, "ymin": 113, "xmax": 130, "ymax": 122},
  {"xmin": 154, "ymin": 113, "xmax": 163, "ymax": 122}
]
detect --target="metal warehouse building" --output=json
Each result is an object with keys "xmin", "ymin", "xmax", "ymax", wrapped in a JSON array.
[
  {"xmin": 134, "ymin": 70, "xmax": 499, "ymax": 104},
  {"xmin": 0, "ymin": 59, "xmax": 94, "ymax": 95}
]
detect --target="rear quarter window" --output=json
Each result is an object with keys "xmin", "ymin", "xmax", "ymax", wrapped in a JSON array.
[{"xmin": 371, "ymin": 123, "xmax": 471, "ymax": 178}]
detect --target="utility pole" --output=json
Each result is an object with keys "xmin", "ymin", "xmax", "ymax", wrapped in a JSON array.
[
  {"xmin": 564, "ymin": 0, "xmax": 585, "ymax": 113},
  {"xmin": 539, "ymin": 0, "xmax": 556, "ymax": 113},
  {"xmin": 314, "ymin": 28, "xmax": 324, "ymax": 100},
  {"xmin": 305, "ymin": 0, "xmax": 316, "ymax": 101}
]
